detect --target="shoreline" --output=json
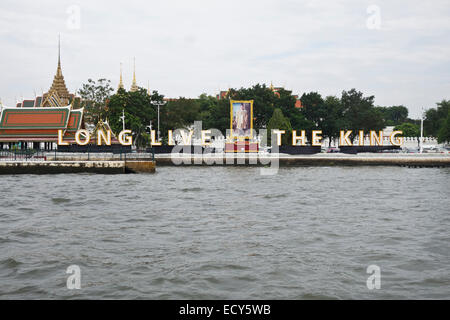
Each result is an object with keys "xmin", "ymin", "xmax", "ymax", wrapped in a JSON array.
[{"xmin": 0, "ymin": 154, "xmax": 449, "ymax": 174}]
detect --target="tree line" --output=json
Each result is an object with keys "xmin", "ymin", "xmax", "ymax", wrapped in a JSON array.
[{"xmin": 78, "ymin": 79, "xmax": 450, "ymax": 147}]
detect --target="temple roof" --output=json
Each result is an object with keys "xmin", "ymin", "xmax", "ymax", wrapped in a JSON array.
[
  {"xmin": 42, "ymin": 37, "xmax": 71, "ymax": 106},
  {"xmin": 90, "ymin": 119, "xmax": 119, "ymax": 143},
  {"xmin": 0, "ymin": 106, "xmax": 84, "ymax": 141},
  {"xmin": 66, "ymin": 108, "xmax": 84, "ymax": 132},
  {"xmin": 47, "ymin": 56, "xmax": 70, "ymax": 99},
  {"xmin": 21, "ymin": 100, "xmax": 35, "ymax": 108},
  {"xmin": 0, "ymin": 106, "xmax": 71, "ymax": 130}
]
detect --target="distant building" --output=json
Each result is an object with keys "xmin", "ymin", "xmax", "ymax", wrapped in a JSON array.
[
  {"xmin": 269, "ymin": 83, "xmax": 303, "ymax": 108},
  {"xmin": 216, "ymin": 90, "xmax": 229, "ymax": 100}
]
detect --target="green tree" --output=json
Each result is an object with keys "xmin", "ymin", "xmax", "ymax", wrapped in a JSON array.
[
  {"xmin": 197, "ymin": 94, "xmax": 230, "ymax": 133},
  {"xmin": 390, "ymin": 106, "xmax": 409, "ymax": 124},
  {"xmin": 78, "ymin": 78, "xmax": 114, "ymax": 124},
  {"xmin": 106, "ymin": 87, "xmax": 161, "ymax": 148},
  {"xmin": 424, "ymin": 100, "xmax": 450, "ymax": 137},
  {"xmin": 299, "ymin": 91, "xmax": 329, "ymax": 141},
  {"xmin": 271, "ymin": 88, "xmax": 308, "ymax": 130},
  {"xmin": 159, "ymin": 98, "xmax": 201, "ymax": 139},
  {"xmin": 265, "ymin": 108, "xmax": 292, "ymax": 146},
  {"xmin": 394, "ymin": 122, "xmax": 420, "ymax": 148},
  {"xmin": 300, "ymin": 92, "xmax": 325, "ymax": 127},
  {"xmin": 301, "ymin": 92, "xmax": 352, "ymax": 145},
  {"xmin": 197, "ymin": 93, "xmax": 216, "ymax": 130},
  {"xmin": 322, "ymin": 96, "xmax": 346, "ymax": 146},
  {"xmin": 394, "ymin": 122, "xmax": 420, "ymax": 137},
  {"xmin": 437, "ymin": 110, "xmax": 450, "ymax": 144},
  {"xmin": 341, "ymin": 89, "xmax": 384, "ymax": 137},
  {"xmin": 375, "ymin": 105, "xmax": 409, "ymax": 126}
]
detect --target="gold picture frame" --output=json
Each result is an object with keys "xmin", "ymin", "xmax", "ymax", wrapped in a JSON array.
[{"xmin": 230, "ymin": 100, "xmax": 253, "ymax": 140}]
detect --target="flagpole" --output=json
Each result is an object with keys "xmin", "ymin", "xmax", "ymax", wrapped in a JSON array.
[{"xmin": 420, "ymin": 108, "xmax": 424, "ymax": 154}]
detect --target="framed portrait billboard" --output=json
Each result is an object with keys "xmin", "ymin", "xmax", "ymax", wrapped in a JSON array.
[{"xmin": 230, "ymin": 100, "xmax": 253, "ymax": 139}]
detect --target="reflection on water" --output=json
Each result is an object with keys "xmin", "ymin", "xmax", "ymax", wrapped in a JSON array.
[{"xmin": 0, "ymin": 166, "xmax": 449, "ymax": 299}]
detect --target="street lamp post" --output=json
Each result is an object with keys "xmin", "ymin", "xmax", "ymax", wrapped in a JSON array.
[
  {"xmin": 151, "ymin": 101, "xmax": 166, "ymax": 141},
  {"xmin": 419, "ymin": 107, "xmax": 426, "ymax": 154},
  {"xmin": 420, "ymin": 116, "xmax": 424, "ymax": 154}
]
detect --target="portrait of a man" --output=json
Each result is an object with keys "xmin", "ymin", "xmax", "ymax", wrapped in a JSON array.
[{"xmin": 231, "ymin": 100, "xmax": 253, "ymax": 138}]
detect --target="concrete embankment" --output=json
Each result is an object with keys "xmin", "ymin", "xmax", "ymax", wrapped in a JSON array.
[
  {"xmin": 1, "ymin": 154, "xmax": 448, "ymax": 174},
  {"xmin": 0, "ymin": 160, "xmax": 156, "ymax": 174},
  {"xmin": 124, "ymin": 160, "xmax": 156, "ymax": 173},
  {"xmin": 154, "ymin": 154, "xmax": 450, "ymax": 167}
]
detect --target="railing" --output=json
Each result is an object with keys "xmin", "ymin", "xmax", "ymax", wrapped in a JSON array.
[
  {"xmin": 0, "ymin": 149, "xmax": 47, "ymax": 161},
  {"xmin": 0, "ymin": 148, "xmax": 155, "ymax": 162}
]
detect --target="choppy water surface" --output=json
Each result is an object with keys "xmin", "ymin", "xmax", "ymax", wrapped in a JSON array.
[{"xmin": 0, "ymin": 166, "xmax": 449, "ymax": 299}]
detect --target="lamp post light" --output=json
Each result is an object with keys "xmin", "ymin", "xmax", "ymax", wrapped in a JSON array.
[{"xmin": 151, "ymin": 101, "xmax": 166, "ymax": 141}]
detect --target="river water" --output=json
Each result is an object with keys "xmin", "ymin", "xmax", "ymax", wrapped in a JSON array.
[{"xmin": 0, "ymin": 166, "xmax": 449, "ymax": 299}]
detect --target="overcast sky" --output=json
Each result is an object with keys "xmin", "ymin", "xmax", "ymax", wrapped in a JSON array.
[{"xmin": 1, "ymin": 0, "xmax": 449, "ymax": 118}]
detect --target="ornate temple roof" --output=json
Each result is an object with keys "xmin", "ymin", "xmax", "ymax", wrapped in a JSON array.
[
  {"xmin": 92, "ymin": 119, "xmax": 117, "ymax": 137},
  {"xmin": 49, "ymin": 58, "xmax": 70, "ymax": 98},
  {"xmin": 89, "ymin": 118, "xmax": 120, "ymax": 144},
  {"xmin": 0, "ymin": 106, "xmax": 84, "ymax": 141},
  {"xmin": 66, "ymin": 108, "xmax": 84, "ymax": 133},
  {"xmin": 42, "ymin": 37, "xmax": 71, "ymax": 106},
  {"xmin": 0, "ymin": 106, "xmax": 71, "ymax": 130}
]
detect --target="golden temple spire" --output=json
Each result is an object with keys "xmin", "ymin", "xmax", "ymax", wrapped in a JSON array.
[
  {"xmin": 118, "ymin": 62, "xmax": 124, "ymax": 91},
  {"xmin": 133, "ymin": 58, "xmax": 136, "ymax": 82},
  {"xmin": 57, "ymin": 34, "xmax": 61, "ymax": 74},
  {"xmin": 43, "ymin": 35, "xmax": 70, "ymax": 106},
  {"xmin": 147, "ymin": 81, "xmax": 151, "ymax": 96},
  {"xmin": 130, "ymin": 57, "xmax": 139, "ymax": 92}
]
